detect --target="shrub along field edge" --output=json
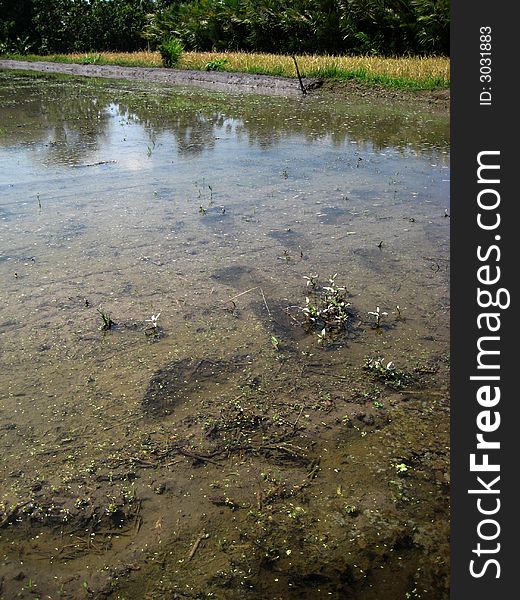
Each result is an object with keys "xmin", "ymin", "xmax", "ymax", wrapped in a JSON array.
[{"xmin": 1, "ymin": 51, "xmax": 450, "ymax": 90}]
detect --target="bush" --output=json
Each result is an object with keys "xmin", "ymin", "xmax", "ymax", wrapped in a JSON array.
[
  {"xmin": 159, "ymin": 37, "xmax": 183, "ymax": 68},
  {"xmin": 205, "ymin": 57, "xmax": 229, "ymax": 71}
]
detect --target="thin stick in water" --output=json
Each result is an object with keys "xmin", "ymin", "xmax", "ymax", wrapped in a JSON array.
[
  {"xmin": 291, "ymin": 55, "xmax": 307, "ymax": 96},
  {"xmin": 260, "ymin": 288, "xmax": 272, "ymax": 317}
]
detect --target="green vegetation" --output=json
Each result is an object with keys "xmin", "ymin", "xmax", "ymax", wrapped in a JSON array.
[
  {"xmin": 363, "ymin": 357, "xmax": 412, "ymax": 389},
  {"xmin": 1, "ymin": 1, "xmax": 449, "ymax": 90},
  {"xmin": 204, "ymin": 57, "xmax": 229, "ymax": 72},
  {"xmin": 97, "ymin": 308, "xmax": 115, "ymax": 331},
  {"xmin": 300, "ymin": 273, "xmax": 352, "ymax": 340},
  {"xmin": 159, "ymin": 36, "xmax": 183, "ymax": 67},
  {"xmin": 1, "ymin": 50, "xmax": 449, "ymax": 90},
  {"xmin": 1, "ymin": 1, "xmax": 449, "ymax": 58}
]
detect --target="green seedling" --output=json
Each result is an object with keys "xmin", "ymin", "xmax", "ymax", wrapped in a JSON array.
[
  {"xmin": 394, "ymin": 462, "xmax": 409, "ymax": 474},
  {"xmin": 106, "ymin": 503, "xmax": 119, "ymax": 515},
  {"xmin": 287, "ymin": 505, "xmax": 305, "ymax": 520},
  {"xmin": 303, "ymin": 274, "xmax": 319, "ymax": 289},
  {"xmin": 317, "ymin": 328, "xmax": 327, "ymax": 345},
  {"xmin": 364, "ymin": 357, "xmax": 411, "ymax": 389},
  {"xmin": 368, "ymin": 306, "xmax": 388, "ymax": 328},
  {"xmin": 97, "ymin": 308, "xmax": 115, "ymax": 331},
  {"xmin": 145, "ymin": 313, "xmax": 161, "ymax": 337},
  {"xmin": 300, "ymin": 274, "xmax": 351, "ymax": 340},
  {"xmin": 271, "ymin": 335, "xmax": 281, "ymax": 350}
]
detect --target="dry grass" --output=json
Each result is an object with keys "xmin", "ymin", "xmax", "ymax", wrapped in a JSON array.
[
  {"xmin": 183, "ymin": 51, "xmax": 449, "ymax": 85},
  {"xmin": 8, "ymin": 51, "xmax": 450, "ymax": 89}
]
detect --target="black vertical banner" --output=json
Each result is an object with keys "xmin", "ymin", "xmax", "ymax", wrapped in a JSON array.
[{"xmin": 451, "ymin": 1, "xmax": 515, "ymax": 598}]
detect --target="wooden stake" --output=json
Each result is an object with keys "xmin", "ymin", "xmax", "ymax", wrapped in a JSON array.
[{"xmin": 291, "ymin": 55, "xmax": 307, "ymax": 96}]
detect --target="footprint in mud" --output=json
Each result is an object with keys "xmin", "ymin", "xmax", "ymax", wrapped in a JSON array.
[
  {"xmin": 211, "ymin": 264, "xmax": 255, "ymax": 288},
  {"xmin": 353, "ymin": 246, "xmax": 401, "ymax": 274},
  {"xmin": 267, "ymin": 228, "xmax": 305, "ymax": 248},
  {"xmin": 315, "ymin": 205, "xmax": 348, "ymax": 224},
  {"xmin": 142, "ymin": 356, "xmax": 251, "ymax": 417}
]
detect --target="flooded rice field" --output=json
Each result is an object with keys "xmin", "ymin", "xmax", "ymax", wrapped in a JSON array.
[{"xmin": 0, "ymin": 72, "xmax": 449, "ymax": 599}]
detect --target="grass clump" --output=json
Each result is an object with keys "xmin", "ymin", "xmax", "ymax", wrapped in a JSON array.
[
  {"xmin": 204, "ymin": 57, "xmax": 229, "ymax": 71},
  {"xmin": 159, "ymin": 37, "xmax": 183, "ymax": 68},
  {"xmin": 78, "ymin": 53, "xmax": 103, "ymax": 65}
]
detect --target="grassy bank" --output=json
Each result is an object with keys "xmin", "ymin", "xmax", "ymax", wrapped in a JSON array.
[{"xmin": 2, "ymin": 51, "xmax": 449, "ymax": 90}]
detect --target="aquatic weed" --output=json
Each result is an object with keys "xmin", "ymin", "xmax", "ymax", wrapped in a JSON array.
[
  {"xmin": 368, "ymin": 306, "xmax": 388, "ymax": 328},
  {"xmin": 301, "ymin": 273, "xmax": 352, "ymax": 338},
  {"xmin": 363, "ymin": 357, "xmax": 411, "ymax": 389},
  {"xmin": 97, "ymin": 308, "xmax": 115, "ymax": 331}
]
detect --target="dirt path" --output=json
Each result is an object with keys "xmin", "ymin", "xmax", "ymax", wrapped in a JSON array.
[
  {"xmin": 0, "ymin": 59, "xmax": 308, "ymax": 96},
  {"xmin": 0, "ymin": 59, "xmax": 449, "ymax": 107}
]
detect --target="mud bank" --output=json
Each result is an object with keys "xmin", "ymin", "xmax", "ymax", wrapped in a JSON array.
[
  {"xmin": 0, "ymin": 59, "xmax": 311, "ymax": 96},
  {"xmin": 0, "ymin": 59, "xmax": 449, "ymax": 107}
]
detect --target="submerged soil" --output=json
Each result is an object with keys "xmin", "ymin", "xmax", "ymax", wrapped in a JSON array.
[
  {"xmin": 0, "ymin": 59, "xmax": 450, "ymax": 108},
  {"xmin": 0, "ymin": 72, "xmax": 449, "ymax": 599}
]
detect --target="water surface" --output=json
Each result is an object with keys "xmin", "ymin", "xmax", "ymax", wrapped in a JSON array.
[{"xmin": 0, "ymin": 72, "xmax": 450, "ymax": 599}]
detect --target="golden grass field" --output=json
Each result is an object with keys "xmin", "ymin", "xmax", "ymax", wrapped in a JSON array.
[{"xmin": 8, "ymin": 51, "xmax": 450, "ymax": 88}]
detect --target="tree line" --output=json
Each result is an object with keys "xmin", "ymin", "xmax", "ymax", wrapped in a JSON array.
[{"xmin": 1, "ymin": 0, "xmax": 449, "ymax": 57}]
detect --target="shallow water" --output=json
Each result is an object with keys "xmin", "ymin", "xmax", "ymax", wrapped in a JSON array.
[{"xmin": 0, "ymin": 72, "xmax": 449, "ymax": 599}]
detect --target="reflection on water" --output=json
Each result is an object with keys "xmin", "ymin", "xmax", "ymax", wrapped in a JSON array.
[
  {"xmin": 0, "ymin": 72, "xmax": 449, "ymax": 165},
  {"xmin": 0, "ymin": 72, "xmax": 449, "ymax": 600}
]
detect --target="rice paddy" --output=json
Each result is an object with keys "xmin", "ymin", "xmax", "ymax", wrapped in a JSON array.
[{"xmin": 4, "ymin": 50, "xmax": 450, "ymax": 89}]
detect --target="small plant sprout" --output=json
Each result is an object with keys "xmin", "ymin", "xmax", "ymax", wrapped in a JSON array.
[
  {"xmin": 271, "ymin": 335, "xmax": 281, "ymax": 351},
  {"xmin": 303, "ymin": 274, "xmax": 319, "ymax": 289},
  {"xmin": 106, "ymin": 503, "xmax": 119, "ymax": 515},
  {"xmin": 97, "ymin": 308, "xmax": 115, "ymax": 331},
  {"xmin": 344, "ymin": 504, "xmax": 359, "ymax": 515},
  {"xmin": 146, "ymin": 313, "xmax": 161, "ymax": 328},
  {"xmin": 364, "ymin": 357, "xmax": 411, "ymax": 389},
  {"xmin": 145, "ymin": 313, "xmax": 161, "ymax": 336},
  {"xmin": 317, "ymin": 328, "xmax": 327, "ymax": 345},
  {"xmin": 395, "ymin": 305, "xmax": 402, "ymax": 319},
  {"xmin": 394, "ymin": 462, "xmax": 409, "ymax": 474},
  {"xmin": 368, "ymin": 306, "xmax": 388, "ymax": 328}
]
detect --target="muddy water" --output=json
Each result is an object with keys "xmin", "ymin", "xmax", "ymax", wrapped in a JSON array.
[{"xmin": 0, "ymin": 72, "xmax": 449, "ymax": 599}]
